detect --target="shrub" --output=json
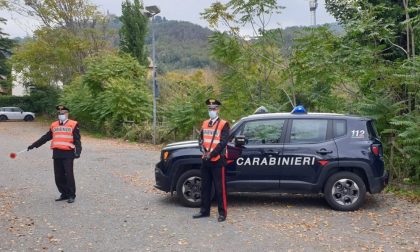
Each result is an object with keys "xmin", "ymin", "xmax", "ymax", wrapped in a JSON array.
[{"xmin": 60, "ymin": 52, "xmax": 151, "ymax": 136}]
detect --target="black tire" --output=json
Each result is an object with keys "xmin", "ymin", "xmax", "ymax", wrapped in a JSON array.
[
  {"xmin": 0, "ymin": 115, "xmax": 7, "ymax": 121},
  {"xmin": 324, "ymin": 171, "xmax": 366, "ymax": 211},
  {"xmin": 176, "ymin": 169, "xmax": 215, "ymax": 208},
  {"xmin": 24, "ymin": 115, "xmax": 34, "ymax": 121}
]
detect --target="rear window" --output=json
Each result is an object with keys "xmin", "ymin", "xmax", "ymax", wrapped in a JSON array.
[
  {"xmin": 367, "ymin": 120, "xmax": 379, "ymax": 139},
  {"xmin": 290, "ymin": 119, "xmax": 328, "ymax": 144}
]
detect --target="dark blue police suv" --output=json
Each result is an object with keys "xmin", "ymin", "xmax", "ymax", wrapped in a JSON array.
[{"xmin": 155, "ymin": 107, "xmax": 389, "ymax": 211}]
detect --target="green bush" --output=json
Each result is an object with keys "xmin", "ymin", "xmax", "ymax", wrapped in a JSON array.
[{"xmin": 60, "ymin": 52, "xmax": 152, "ymax": 137}]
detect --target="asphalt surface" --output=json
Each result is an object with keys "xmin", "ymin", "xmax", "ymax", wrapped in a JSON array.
[{"xmin": 0, "ymin": 121, "xmax": 419, "ymax": 252}]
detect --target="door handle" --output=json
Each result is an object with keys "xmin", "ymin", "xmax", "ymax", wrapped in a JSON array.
[{"xmin": 316, "ymin": 148, "xmax": 333, "ymax": 155}]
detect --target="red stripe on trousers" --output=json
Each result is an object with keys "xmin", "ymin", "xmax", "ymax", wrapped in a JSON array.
[{"xmin": 221, "ymin": 166, "xmax": 227, "ymax": 216}]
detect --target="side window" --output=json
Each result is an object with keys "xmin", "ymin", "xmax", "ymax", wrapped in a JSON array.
[
  {"xmin": 290, "ymin": 119, "xmax": 328, "ymax": 144},
  {"xmin": 5, "ymin": 108, "xmax": 12, "ymax": 112},
  {"xmin": 334, "ymin": 120, "xmax": 347, "ymax": 138},
  {"xmin": 240, "ymin": 120, "xmax": 285, "ymax": 145}
]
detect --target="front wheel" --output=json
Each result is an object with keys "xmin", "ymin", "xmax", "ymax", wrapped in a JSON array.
[
  {"xmin": 176, "ymin": 170, "xmax": 202, "ymax": 207},
  {"xmin": 324, "ymin": 171, "xmax": 366, "ymax": 211}
]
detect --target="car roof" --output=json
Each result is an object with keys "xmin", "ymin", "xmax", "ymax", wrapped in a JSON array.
[{"xmin": 242, "ymin": 112, "xmax": 371, "ymax": 121}]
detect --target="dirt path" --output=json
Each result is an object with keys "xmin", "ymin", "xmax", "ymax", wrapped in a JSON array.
[{"xmin": 0, "ymin": 121, "xmax": 419, "ymax": 251}]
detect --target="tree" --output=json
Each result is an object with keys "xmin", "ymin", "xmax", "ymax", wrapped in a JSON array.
[
  {"xmin": 119, "ymin": 0, "xmax": 149, "ymax": 65},
  {"xmin": 202, "ymin": 0, "xmax": 295, "ymax": 116},
  {"xmin": 0, "ymin": 18, "xmax": 15, "ymax": 93},
  {"xmin": 11, "ymin": 0, "xmax": 114, "ymax": 88}
]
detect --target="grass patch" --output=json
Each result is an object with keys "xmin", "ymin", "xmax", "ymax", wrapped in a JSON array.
[{"xmin": 385, "ymin": 183, "xmax": 420, "ymax": 202}]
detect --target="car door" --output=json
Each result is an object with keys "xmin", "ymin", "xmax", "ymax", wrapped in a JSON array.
[
  {"xmin": 4, "ymin": 108, "xmax": 17, "ymax": 119},
  {"xmin": 228, "ymin": 118, "xmax": 285, "ymax": 192},
  {"xmin": 280, "ymin": 118, "xmax": 338, "ymax": 190},
  {"xmin": 12, "ymin": 107, "xmax": 24, "ymax": 120}
]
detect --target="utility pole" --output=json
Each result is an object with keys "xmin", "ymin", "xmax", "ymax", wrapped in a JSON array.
[
  {"xmin": 144, "ymin": 5, "xmax": 160, "ymax": 145},
  {"xmin": 309, "ymin": 0, "xmax": 318, "ymax": 26}
]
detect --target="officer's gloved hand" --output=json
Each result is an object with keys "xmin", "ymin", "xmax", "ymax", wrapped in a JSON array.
[
  {"xmin": 74, "ymin": 153, "xmax": 80, "ymax": 159},
  {"xmin": 203, "ymin": 153, "xmax": 211, "ymax": 161},
  {"xmin": 27, "ymin": 145, "xmax": 35, "ymax": 151}
]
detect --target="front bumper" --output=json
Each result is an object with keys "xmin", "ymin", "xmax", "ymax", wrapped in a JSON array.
[
  {"xmin": 369, "ymin": 171, "xmax": 389, "ymax": 194},
  {"xmin": 154, "ymin": 162, "xmax": 171, "ymax": 192}
]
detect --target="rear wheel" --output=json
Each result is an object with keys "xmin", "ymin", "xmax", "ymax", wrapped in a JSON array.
[
  {"xmin": 24, "ymin": 115, "xmax": 34, "ymax": 121},
  {"xmin": 324, "ymin": 171, "xmax": 366, "ymax": 211},
  {"xmin": 0, "ymin": 115, "xmax": 7, "ymax": 121}
]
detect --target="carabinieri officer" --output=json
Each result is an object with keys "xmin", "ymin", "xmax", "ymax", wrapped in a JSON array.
[
  {"xmin": 193, "ymin": 99, "xmax": 230, "ymax": 222},
  {"xmin": 28, "ymin": 105, "xmax": 82, "ymax": 203}
]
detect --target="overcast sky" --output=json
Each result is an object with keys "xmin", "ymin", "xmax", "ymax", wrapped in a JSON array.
[{"xmin": 0, "ymin": 0, "xmax": 336, "ymax": 38}]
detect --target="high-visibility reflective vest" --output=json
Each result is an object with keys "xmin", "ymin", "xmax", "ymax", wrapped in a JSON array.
[
  {"xmin": 201, "ymin": 119, "xmax": 227, "ymax": 161},
  {"xmin": 50, "ymin": 120, "xmax": 77, "ymax": 150}
]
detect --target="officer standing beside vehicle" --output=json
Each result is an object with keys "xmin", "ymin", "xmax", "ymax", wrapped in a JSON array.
[
  {"xmin": 193, "ymin": 99, "xmax": 230, "ymax": 222},
  {"xmin": 28, "ymin": 105, "xmax": 82, "ymax": 203}
]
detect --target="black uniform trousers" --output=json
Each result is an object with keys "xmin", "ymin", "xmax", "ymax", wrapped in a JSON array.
[
  {"xmin": 53, "ymin": 158, "xmax": 76, "ymax": 198},
  {"xmin": 200, "ymin": 158, "xmax": 227, "ymax": 217}
]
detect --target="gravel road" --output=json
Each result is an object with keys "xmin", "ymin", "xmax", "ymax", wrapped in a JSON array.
[{"xmin": 0, "ymin": 121, "xmax": 419, "ymax": 251}]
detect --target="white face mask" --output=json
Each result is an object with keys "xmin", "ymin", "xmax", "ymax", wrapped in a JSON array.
[
  {"xmin": 209, "ymin": 110, "xmax": 218, "ymax": 119},
  {"xmin": 58, "ymin": 114, "xmax": 67, "ymax": 122}
]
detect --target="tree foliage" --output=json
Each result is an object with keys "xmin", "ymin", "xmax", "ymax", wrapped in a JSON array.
[
  {"xmin": 0, "ymin": 18, "xmax": 15, "ymax": 93},
  {"xmin": 60, "ymin": 53, "xmax": 151, "ymax": 136},
  {"xmin": 11, "ymin": 0, "xmax": 114, "ymax": 88},
  {"xmin": 119, "ymin": 0, "xmax": 149, "ymax": 65}
]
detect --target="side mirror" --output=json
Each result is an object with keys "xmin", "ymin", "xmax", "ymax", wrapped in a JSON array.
[{"xmin": 234, "ymin": 135, "xmax": 246, "ymax": 147}]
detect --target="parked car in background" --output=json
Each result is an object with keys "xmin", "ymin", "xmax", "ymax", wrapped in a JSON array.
[{"xmin": 0, "ymin": 107, "xmax": 35, "ymax": 121}]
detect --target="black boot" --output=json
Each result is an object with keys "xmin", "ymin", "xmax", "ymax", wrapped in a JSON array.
[
  {"xmin": 218, "ymin": 215, "xmax": 226, "ymax": 222},
  {"xmin": 55, "ymin": 195, "xmax": 68, "ymax": 201},
  {"xmin": 193, "ymin": 212, "xmax": 210, "ymax": 219}
]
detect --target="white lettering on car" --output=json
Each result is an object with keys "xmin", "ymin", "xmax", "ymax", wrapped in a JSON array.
[
  {"xmin": 260, "ymin": 158, "xmax": 267, "ymax": 166},
  {"xmin": 303, "ymin": 157, "xmax": 311, "ymax": 165},
  {"xmin": 237, "ymin": 157, "xmax": 244, "ymax": 165},
  {"xmin": 295, "ymin": 157, "xmax": 302, "ymax": 165},
  {"xmin": 269, "ymin": 157, "xmax": 276, "ymax": 166},
  {"xmin": 235, "ymin": 156, "xmax": 317, "ymax": 167}
]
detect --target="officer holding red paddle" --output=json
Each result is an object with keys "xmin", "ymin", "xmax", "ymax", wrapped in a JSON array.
[
  {"xmin": 28, "ymin": 105, "xmax": 82, "ymax": 203},
  {"xmin": 193, "ymin": 99, "xmax": 230, "ymax": 222}
]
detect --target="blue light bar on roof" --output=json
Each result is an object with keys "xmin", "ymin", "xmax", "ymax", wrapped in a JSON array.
[{"xmin": 291, "ymin": 105, "xmax": 307, "ymax": 114}]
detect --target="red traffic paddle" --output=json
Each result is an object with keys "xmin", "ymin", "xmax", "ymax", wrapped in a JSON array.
[{"xmin": 9, "ymin": 149, "xmax": 28, "ymax": 159}]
